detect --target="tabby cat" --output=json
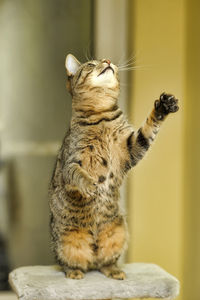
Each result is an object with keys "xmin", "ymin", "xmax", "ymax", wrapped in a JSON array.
[{"xmin": 49, "ymin": 54, "xmax": 179, "ymax": 280}]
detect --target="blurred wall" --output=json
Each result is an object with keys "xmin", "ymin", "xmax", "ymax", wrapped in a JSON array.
[
  {"xmin": 183, "ymin": 1, "xmax": 200, "ymax": 299},
  {"xmin": 127, "ymin": 1, "xmax": 184, "ymax": 300},
  {"xmin": 0, "ymin": 0, "xmax": 92, "ymax": 268}
]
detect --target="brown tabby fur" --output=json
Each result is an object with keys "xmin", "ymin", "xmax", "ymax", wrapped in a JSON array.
[{"xmin": 49, "ymin": 54, "xmax": 179, "ymax": 280}]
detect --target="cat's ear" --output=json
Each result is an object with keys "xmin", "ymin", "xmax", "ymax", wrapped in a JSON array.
[{"xmin": 65, "ymin": 54, "xmax": 81, "ymax": 76}]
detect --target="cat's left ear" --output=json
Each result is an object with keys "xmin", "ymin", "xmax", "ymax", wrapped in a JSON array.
[{"xmin": 65, "ymin": 54, "xmax": 81, "ymax": 76}]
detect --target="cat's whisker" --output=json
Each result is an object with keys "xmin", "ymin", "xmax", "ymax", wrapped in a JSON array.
[
  {"xmin": 117, "ymin": 53, "xmax": 137, "ymax": 67},
  {"xmin": 117, "ymin": 51, "xmax": 143, "ymax": 70},
  {"xmin": 118, "ymin": 63, "xmax": 134, "ymax": 69},
  {"xmin": 117, "ymin": 60, "xmax": 135, "ymax": 69},
  {"xmin": 118, "ymin": 64, "xmax": 152, "ymax": 72},
  {"xmin": 117, "ymin": 62, "xmax": 137, "ymax": 71},
  {"xmin": 118, "ymin": 66, "xmax": 139, "ymax": 71},
  {"xmin": 117, "ymin": 53, "xmax": 130, "ymax": 66},
  {"xmin": 84, "ymin": 42, "xmax": 93, "ymax": 62},
  {"xmin": 85, "ymin": 53, "xmax": 89, "ymax": 62}
]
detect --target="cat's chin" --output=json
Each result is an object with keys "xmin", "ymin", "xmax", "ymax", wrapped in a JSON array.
[{"xmin": 90, "ymin": 73, "xmax": 119, "ymax": 89}]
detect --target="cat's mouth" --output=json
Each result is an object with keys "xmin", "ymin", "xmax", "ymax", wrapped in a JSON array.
[{"xmin": 98, "ymin": 66, "xmax": 114, "ymax": 76}]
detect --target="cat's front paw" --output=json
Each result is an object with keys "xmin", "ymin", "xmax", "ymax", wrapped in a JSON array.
[
  {"xmin": 66, "ymin": 181, "xmax": 97, "ymax": 199},
  {"xmin": 154, "ymin": 93, "xmax": 179, "ymax": 120},
  {"xmin": 81, "ymin": 178, "xmax": 98, "ymax": 198},
  {"xmin": 85, "ymin": 182, "xmax": 98, "ymax": 198}
]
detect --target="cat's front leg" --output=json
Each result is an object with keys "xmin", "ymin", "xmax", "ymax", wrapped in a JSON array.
[
  {"xmin": 64, "ymin": 162, "xmax": 97, "ymax": 198},
  {"xmin": 126, "ymin": 93, "xmax": 179, "ymax": 169}
]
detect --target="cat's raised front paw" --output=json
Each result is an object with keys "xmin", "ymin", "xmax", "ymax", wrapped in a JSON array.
[{"xmin": 154, "ymin": 93, "xmax": 179, "ymax": 120}]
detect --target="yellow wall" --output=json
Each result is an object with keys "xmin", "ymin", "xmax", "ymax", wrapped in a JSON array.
[
  {"xmin": 127, "ymin": 1, "xmax": 184, "ymax": 299},
  {"xmin": 183, "ymin": 1, "xmax": 200, "ymax": 299}
]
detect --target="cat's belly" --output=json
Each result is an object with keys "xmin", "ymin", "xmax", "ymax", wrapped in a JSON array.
[
  {"xmin": 64, "ymin": 191, "xmax": 121, "ymax": 230},
  {"xmin": 61, "ymin": 214, "xmax": 127, "ymax": 270}
]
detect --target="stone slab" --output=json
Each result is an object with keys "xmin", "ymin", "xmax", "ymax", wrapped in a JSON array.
[{"xmin": 9, "ymin": 263, "xmax": 179, "ymax": 300}]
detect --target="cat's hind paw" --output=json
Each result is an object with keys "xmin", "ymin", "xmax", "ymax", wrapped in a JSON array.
[
  {"xmin": 100, "ymin": 266, "xmax": 126, "ymax": 280},
  {"xmin": 66, "ymin": 269, "xmax": 84, "ymax": 279},
  {"xmin": 109, "ymin": 269, "xmax": 126, "ymax": 280}
]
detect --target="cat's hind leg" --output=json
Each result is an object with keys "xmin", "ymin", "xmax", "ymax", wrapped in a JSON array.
[
  {"xmin": 97, "ymin": 217, "xmax": 127, "ymax": 280},
  {"xmin": 56, "ymin": 228, "xmax": 94, "ymax": 279}
]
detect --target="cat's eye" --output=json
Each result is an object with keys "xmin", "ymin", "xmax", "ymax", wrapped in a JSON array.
[{"xmin": 88, "ymin": 63, "xmax": 96, "ymax": 67}]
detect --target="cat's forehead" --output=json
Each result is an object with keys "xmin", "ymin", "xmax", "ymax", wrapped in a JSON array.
[{"xmin": 82, "ymin": 59, "xmax": 99, "ymax": 66}]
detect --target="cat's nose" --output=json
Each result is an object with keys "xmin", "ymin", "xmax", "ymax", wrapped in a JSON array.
[{"xmin": 102, "ymin": 59, "xmax": 111, "ymax": 65}]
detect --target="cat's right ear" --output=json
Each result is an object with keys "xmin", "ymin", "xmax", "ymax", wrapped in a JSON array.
[{"xmin": 65, "ymin": 54, "xmax": 81, "ymax": 76}]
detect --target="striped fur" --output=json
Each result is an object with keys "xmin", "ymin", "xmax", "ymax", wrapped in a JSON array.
[{"xmin": 49, "ymin": 54, "xmax": 179, "ymax": 280}]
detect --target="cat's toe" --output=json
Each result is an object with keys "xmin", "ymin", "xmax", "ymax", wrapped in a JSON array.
[
  {"xmin": 160, "ymin": 93, "xmax": 179, "ymax": 111},
  {"xmin": 155, "ymin": 93, "xmax": 179, "ymax": 119},
  {"xmin": 66, "ymin": 269, "xmax": 84, "ymax": 279},
  {"xmin": 100, "ymin": 266, "xmax": 126, "ymax": 280},
  {"xmin": 109, "ymin": 269, "xmax": 126, "ymax": 280},
  {"xmin": 86, "ymin": 182, "xmax": 98, "ymax": 197}
]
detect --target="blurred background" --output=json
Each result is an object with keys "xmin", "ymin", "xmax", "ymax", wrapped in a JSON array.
[{"xmin": 0, "ymin": 0, "xmax": 199, "ymax": 299}]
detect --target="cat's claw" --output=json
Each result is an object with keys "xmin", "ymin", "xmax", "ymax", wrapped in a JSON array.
[{"xmin": 154, "ymin": 93, "xmax": 179, "ymax": 120}]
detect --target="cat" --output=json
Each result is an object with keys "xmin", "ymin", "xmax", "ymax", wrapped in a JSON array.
[{"xmin": 49, "ymin": 54, "xmax": 179, "ymax": 280}]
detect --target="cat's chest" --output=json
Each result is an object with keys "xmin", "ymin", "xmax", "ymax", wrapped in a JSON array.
[{"xmin": 79, "ymin": 128, "xmax": 121, "ymax": 182}]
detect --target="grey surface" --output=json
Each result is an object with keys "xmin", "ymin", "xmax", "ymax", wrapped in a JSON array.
[{"xmin": 9, "ymin": 263, "xmax": 180, "ymax": 300}]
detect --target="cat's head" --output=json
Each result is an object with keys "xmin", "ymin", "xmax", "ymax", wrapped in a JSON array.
[{"xmin": 65, "ymin": 54, "xmax": 119, "ymax": 108}]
